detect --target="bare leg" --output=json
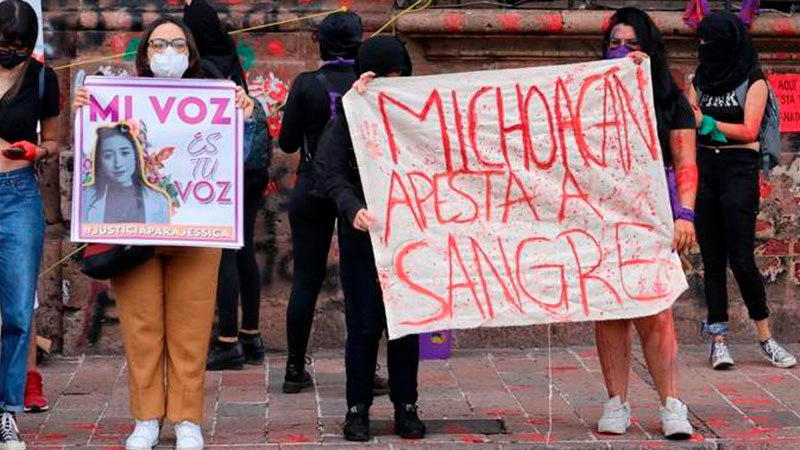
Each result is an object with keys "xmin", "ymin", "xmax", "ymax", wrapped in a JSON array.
[
  {"xmin": 595, "ymin": 320, "xmax": 633, "ymax": 402},
  {"xmin": 633, "ymin": 309, "xmax": 679, "ymax": 405},
  {"xmin": 754, "ymin": 319, "xmax": 771, "ymax": 342}
]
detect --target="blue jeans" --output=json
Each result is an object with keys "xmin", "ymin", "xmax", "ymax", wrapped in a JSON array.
[{"xmin": 0, "ymin": 166, "xmax": 44, "ymax": 412}]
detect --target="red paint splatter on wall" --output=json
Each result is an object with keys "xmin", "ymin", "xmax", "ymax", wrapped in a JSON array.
[
  {"xmin": 601, "ymin": 16, "xmax": 612, "ymax": 33},
  {"xmin": 498, "ymin": 13, "xmax": 522, "ymax": 33},
  {"xmin": 267, "ymin": 41, "xmax": 286, "ymax": 57},
  {"xmin": 759, "ymin": 175, "xmax": 775, "ymax": 199},
  {"xmin": 109, "ymin": 35, "xmax": 128, "ymax": 54},
  {"xmin": 773, "ymin": 18, "xmax": 796, "ymax": 37},
  {"xmin": 540, "ymin": 13, "xmax": 563, "ymax": 34},
  {"xmin": 443, "ymin": 12, "xmax": 466, "ymax": 33}
]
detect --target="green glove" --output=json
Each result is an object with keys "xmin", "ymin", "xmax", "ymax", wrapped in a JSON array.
[{"xmin": 699, "ymin": 115, "xmax": 728, "ymax": 143}]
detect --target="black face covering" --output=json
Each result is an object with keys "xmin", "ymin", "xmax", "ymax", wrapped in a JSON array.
[
  {"xmin": 355, "ymin": 36, "xmax": 412, "ymax": 77},
  {"xmin": 183, "ymin": 0, "xmax": 247, "ymax": 90},
  {"xmin": 695, "ymin": 12, "xmax": 758, "ymax": 95},
  {"xmin": 0, "ymin": 50, "xmax": 27, "ymax": 69},
  {"xmin": 318, "ymin": 12, "xmax": 363, "ymax": 61}
]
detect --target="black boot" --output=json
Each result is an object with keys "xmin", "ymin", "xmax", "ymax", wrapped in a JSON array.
[
  {"xmin": 206, "ymin": 340, "xmax": 245, "ymax": 371},
  {"xmin": 238, "ymin": 332, "xmax": 265, "ymax": 365},
  {"xmin": 283, "ymin": 359, "xmax": 313, "ymax": 394},
  {"xmin": 394, "ymin": 403, "xmax": 426, "ymax": 439},
  {"xmin": 343, "ymin": 404, "xmax": 371, "ymax": 442}
]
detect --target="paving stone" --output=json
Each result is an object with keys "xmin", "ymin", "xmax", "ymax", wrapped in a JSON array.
[{"xmin": 23, "ymin": 348, "xmax": 800, "ymax": 449}]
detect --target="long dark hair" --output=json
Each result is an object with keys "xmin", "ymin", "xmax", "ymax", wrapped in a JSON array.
[
  {"xmin": 91, "ymin": 124, "xmax": 145, "ymax": 209},
  {"xmin": 135, "ymin": 17, "xmax": 203, "ymax": 79},
  {"xmin": 0, "ymin": 0, "xmax": 38, "ymax": 102},
  {"xmin": 603, "ymin": 7, "xmax": 680, "ymax": 105}
]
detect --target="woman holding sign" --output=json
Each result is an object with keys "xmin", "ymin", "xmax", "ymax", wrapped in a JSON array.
[
  {"xmin": 687, "ymin": 12, "xmax": 796, "ymax": 371},
  {"xmin": 316, "ymin": 36, "xmax": 425, "ymax": 442},
  {"xmin": 0, "ymin": 0, "xmax": 60, "ymax": 447},
  {"xmin": 593, "ymin": 7, "xmax": 697, "ymax": 440},
  {"xmin": 73, "ymin": 17, "xmax": 254, "ymax": 450}
]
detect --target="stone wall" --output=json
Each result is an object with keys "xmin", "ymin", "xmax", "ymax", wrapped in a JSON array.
[{"xmin": 33, "ymin": 0, "xmax": 800, "ymax": 355}]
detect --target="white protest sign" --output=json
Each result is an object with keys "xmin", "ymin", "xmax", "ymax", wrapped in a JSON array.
[
  {"xmin": 343, "ymin": 58, "xmax": 688, "ymax": 340},
  {"xmin": 71, "ymin": 76, "xmax": 243, "ymax": 249}
]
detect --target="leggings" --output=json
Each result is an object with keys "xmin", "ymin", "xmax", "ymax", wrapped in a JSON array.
[
  {"xmin": 216, "ymin": 168, "xmax": 269, "ymax": 338},
  {"xmin": 285, "ymin": 171, "xmax": 338, "ymax": 364},
  {"xmin": 696, "ymin": 147, "xmax": 769, "ymax": 330},
  {"xmin": 338, "ymin": 221, "xmax": 419, "ymax": 408}
]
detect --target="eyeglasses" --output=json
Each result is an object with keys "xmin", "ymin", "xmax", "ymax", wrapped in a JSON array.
[
  {"xmin": 608, "ymin": 39, "xmax": 641, "ymax": 51},
  {"xmin": 148, "ymin": 38, "xmax": 188, "ymax": 53},
  {"xmin": 0, "ymin": 45, "xmax": 30, "ymax": 57}
]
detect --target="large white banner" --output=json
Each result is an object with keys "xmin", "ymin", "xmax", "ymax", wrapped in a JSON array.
[
  {"xmin": 71, "ymin": 76, "xmax": 243, "ymax": 249},
  {"xmin": 343, "ymin": 59, "xmax": 688, "ymax": 340}
]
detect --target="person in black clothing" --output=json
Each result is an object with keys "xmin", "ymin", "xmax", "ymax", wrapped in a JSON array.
[
  {"xmin": 183, "ymin": 0, "xmax": 272, "ymax": 370},
  {"xmin": 687, "ymin": 12, "xmax": 797, "ymax": 370},
  {"xmin": 279, "ymin": 11, "xmax": 387, "ymax": 396},
  {"xmin": 0, "ymin": 1, "xmax": 60, "ymax": 445},
  {"xmin": 316, "ymin": 35, "xmax": 425, "ymax": 442}
]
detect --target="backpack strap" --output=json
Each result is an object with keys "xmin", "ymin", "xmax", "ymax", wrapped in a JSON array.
[{"xmin": 314, "ymin": 71, "xmax": 343, "ymax": 119}]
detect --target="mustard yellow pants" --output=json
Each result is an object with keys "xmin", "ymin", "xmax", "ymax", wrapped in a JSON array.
[{"xmin": 111, "ymin": 247, "xmax": 221, "ymax": 423}]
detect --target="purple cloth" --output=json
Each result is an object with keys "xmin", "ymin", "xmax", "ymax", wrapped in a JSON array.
[
  {"xmin": 321, "ymin": 57, "xmax": 356, "ymax": 67},
  {"xmin": 603, "ymin": 45, "xmax": 631, "ymax": 60},
  {"xmin": 740, "ymin": 0, "xmax": 761, "ymax": 26},
  {"xmin": 683, "ymin": 0, "xmax": 710, "ymax": 29},
  {"xmin": 665, "ymin": 167, "xmax": 681, "ymax": 220}
]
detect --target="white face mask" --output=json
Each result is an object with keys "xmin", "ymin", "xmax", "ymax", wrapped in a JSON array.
[{"xmin": 149, "ymin": 47, "xmax": 189, "ymax": 78}]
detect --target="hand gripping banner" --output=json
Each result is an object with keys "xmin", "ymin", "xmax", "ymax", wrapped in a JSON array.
[{"xmin": 343, "ymin": 59, "xmax": 688, "ymax": 340}]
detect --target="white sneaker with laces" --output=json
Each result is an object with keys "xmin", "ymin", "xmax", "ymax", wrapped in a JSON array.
[
  {"xmin": 0, "ymin": 412, "xmax": 26, "ymax": 450},
  {"xmin": 125, "ymin": 419, "xmax": 160, "ymax": 450},
  {"xmin": 597, "ymin": 395, "xmax": 630, "ymax": 435},
  {"xmin": 760, "ymin": 338, "xmax": 797, "ymax": 369},
  {"xmin": 660, "ymin": 397, "xmax": 692, "ymax": 440},
  {"xmin": 710, "ymin": 340, "xmax": 734, "ymax": 370},
  {"xmin": 175, "ymin": 421, "xmax": 204, "ymax": 450}
]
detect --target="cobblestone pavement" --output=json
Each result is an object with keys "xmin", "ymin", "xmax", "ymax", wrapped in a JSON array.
[{"xmin": 18, "ymin": 344, "xmax": 800, "ymax": 449}]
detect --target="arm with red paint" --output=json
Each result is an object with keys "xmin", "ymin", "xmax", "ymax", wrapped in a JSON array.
[
  {"xmin": 714, "ymin": 80, "xmax": 768, "ymax": 144},
  {"xmin": 687, "ymin": 78, "xmax": 768, "ymax": 144},
  {"xmin": 669, "ymin": 127, "xmax": 697, "ymax": 252}
]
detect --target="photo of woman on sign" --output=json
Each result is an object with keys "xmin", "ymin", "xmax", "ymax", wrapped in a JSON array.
[{"xmin": 81, "ymin": 122, "xmax": 172, "ymax": 224}]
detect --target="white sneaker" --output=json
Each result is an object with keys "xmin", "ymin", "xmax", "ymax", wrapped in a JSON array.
[
  {"xmin": 710, "ymin": 340, "xmax": 735, "ymax": 370},
  {"xmin": 597, "ymin": 396, "xmax": 630, "ymax": 435},
  {"xmin": 660, "ymin": 397, "xmax": 693, "ymax": 440},
  {"xmin": 125, "ymin": 420, "xmax": 160, "ymax": 450},
  {"xmin": 760, "ymin": 338, "xmax": 797, "ymax": 369},
  {"xmin": 175, "ymin": 421, "xmax": 204, "ymax": 450},
  {"xmin": 0, "ymin": 412, "xmax": 26, "ymax": 450}
]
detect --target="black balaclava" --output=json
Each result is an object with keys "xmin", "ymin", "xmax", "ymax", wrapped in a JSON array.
[
  {"xmin": 184, "ymin": 0, "xmax": 247, "ymax": 91},
  {"xmin": 355, "ymin": 36, "xmax": 412, "ymax": 77},
  {"xmin": 695, "ymin": 12, "xmax": 759, "ymax": 95},
  {"xmin": 318, "ymin": 11, "xmax": 363, "ymax": 61}
]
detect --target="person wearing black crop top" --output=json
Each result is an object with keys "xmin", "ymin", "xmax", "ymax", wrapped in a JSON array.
[
  {"xmin": 687, "ymin": 12, "xmax": 796, "ymax": 371},
  {"xmin": 592, "ymin": 8, "xmax": 697, "ymax": 441},
  {"xmin": 278, "ymin": 12, "xmax": 388, "ymax": 397},
  {"xmin": 0, "ymin": 1, "xmax": 60, "ymax": 446}
]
